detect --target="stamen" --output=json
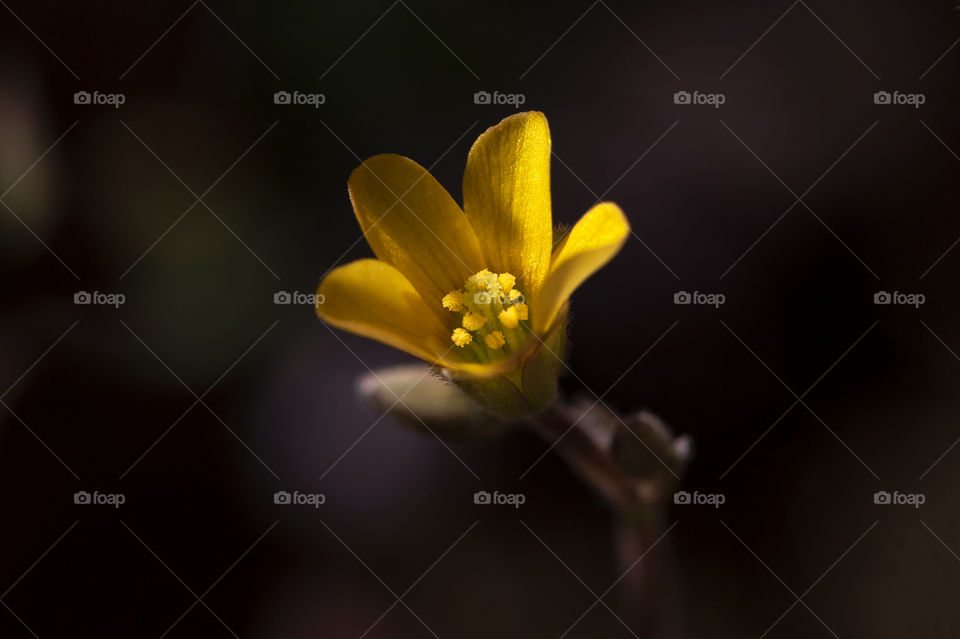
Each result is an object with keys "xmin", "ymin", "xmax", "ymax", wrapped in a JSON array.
[
  {"xmin": 462, "ymin": 312, "xmax": 486, "ymax": 331},
  {"xmin": 485, "ymin": 331, "xmax": 506, "ymax": 350},
  {"xmin": 498, "ymin": 306, "xmax": 520, "ymax": 329},
  {"xmin": 444, "ymin": 269, "xmax": 528, "ymax": 357},
  {"xmin": 441, "ymin": 290, "xmax": 464, "ymax": 312},
  {"xmin": 451, "ymin": 328, "xmax": 472, "ymax": 347},
  {"xmin": 473, "ymin": 269, "xmax": 494, "ymax": 290}
]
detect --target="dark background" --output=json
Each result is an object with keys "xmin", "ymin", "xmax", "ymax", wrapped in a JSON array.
[{"xmin": 1, "ymin": 1, "xmax": 959, "ymax": 637}]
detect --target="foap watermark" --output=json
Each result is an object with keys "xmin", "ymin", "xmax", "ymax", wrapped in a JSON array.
[
  {"xmin": 474, "ymin": 490, "xmax": 525, "ymax": 508},
  {"xmin": 674, "ymin": 290, "xmax": 725, "ymax": 308},
  {"xmin": 74, "ymin": 290, "xmax": 125, "ymax": 308},
  {"xmin": 674, "ymin": 490, "xmax": 725, "ymax": 508},
  {"xmin": 473, "ymin": 291, "xmax": 525, "ymax": 306},
  {"xmin": 473, "ymin": 90, "xmax": 526, "ymax": 107},
  {"xmin": 874, "ymin": 490, "xmax": 925, "ymax": 508},
  {"xmin": 873, "ymin": 90, "xmax": 924, "ymax": 108},
  {"xmin": 674, "ymin": 90, "xmax": 725, "ymax": 108},
  {"xmin": 274, "ymin": 291, "xmax": 325, "ymax": 305},
  {"xmin": 874, "ymin": 290, "xmax": 924, "ymax": 308},
  {"xmin": 274, "ymin": 90, "xmax": 325, "ymax": 108},
  {"xmin": 74, "ymin": 490, "xmax": 125, "ymax": 508},
  {"xmin": 74, "ymin": 90, "xmax": 126, "ymax": 108},
  {"xmin": 274, "ymin": 490, "xmax": 326, "ymax": 508}
]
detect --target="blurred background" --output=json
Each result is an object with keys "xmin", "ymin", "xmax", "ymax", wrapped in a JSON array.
[{"xmin": 1, "ymin": 1, "xmax": 959, "ymax": 637}]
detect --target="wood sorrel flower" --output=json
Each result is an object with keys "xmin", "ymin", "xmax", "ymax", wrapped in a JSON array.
[{"xmin": 316, "ymin": 112, "xmax": 628, "ymax": 416}]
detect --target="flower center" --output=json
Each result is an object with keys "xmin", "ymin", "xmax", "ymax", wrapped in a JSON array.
[{"xmin": 441, "ymin": 269, "xmax": 529, "ymax": 361}]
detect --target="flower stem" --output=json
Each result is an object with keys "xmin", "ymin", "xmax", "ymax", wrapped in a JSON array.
[
  {"xmin": 526, "ymin": 402, "xmax": 682, "ymax": 638},
  {"xmin": 613, "ymin": 510, "xmax": 678, "ymax": 637}
]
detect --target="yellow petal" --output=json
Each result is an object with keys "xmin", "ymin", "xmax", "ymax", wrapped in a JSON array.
[
  {"xmin": 317, "ymin": 259, "xmax": 450, "ymax": 363},
  {"xmin": 444, "ymin": 338, "xmax": 540, "ymax": 378},
  {"xmin": 463, "ymin": 111, "xmax": 553, "ymax": 298},
  {"xmin": 349, "ymin": 154, "xmax": 485, "ymax": 312},
  {"xmin": 533, "ymin": 202, "xmax": 629, "ymax": 333}
]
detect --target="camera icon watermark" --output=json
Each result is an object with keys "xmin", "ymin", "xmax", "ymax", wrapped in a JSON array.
[
  {"xmin": 73, "ymin": 90, "xmax": 126, "ymax": 108},
  {"xmin": 274, "ymin": 291, "xmax": 325, "ymax": 306},
  {"xmin": 673, "ymin": 490, "xmax": 725, "ymax": 508},
  {"xmin": 73, "ymin": 490, "xmax": 126, "ymax": 508},
  {"xmin": 473, "ymin": 490, "xmax": 525, "ymax": 508},
  {"xmin": 674, "ymin": 290, "xmax": 725, "ymax": 308},
  {"xmin": 673, "ymin": 90, "xmax": 725, "ymax": 108},
  {"xmin": 273, "ymin": 90, "xmax": 325, "ymax": 108},
  {"xmin": 873, "ymin": 490, "xmax": 924, "ymax": 508},
  {"xmin": 873, "ymin": 90, "xmax": 924, "ymax": 108},
  {"xmin": 473, "ymin": 90, "xmax": 526, "ymax": 107},
  {"xmin": 74, "ymin": 290, "xmax": 126, "ymax": 308},
  {"xmin": 273, "ymin": 490, "xmax": 325, "ymax": 508},
  {"xmin": 873, "ymin": 290, "xmax": 924, "ymax": 308}
]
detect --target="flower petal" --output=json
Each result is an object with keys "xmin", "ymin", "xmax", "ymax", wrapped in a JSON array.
[
  {"xmin": 463, "ymin": 111, "xmax": 553, "ymax": 297},
  {"xmin": 349, "ymin": 154, "xmax": 484, "ymax": 311},
  {"xmin": 533, "ymin": 202, "xmax": 630, "ymax": 333},
  {"xmin": 317, "ymin": 259, "xmax": 450, "ymax": 363}
]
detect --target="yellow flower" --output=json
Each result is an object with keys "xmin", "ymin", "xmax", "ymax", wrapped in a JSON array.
[{"xmin": 316, "ymin": 111, "xmax": 629, "ymax": 403}]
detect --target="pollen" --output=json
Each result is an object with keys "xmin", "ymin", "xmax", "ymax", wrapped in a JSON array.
[
  {"xmin": 514, "ymin": 302, "xmax": 529, "ymax": 321},
  {"xmin": 473, "ymin": 269, "xmax": 494, "ymax": 290},
  {"xmin": 441, "ymin": 290, "xmax": 464, "ymax": 312},
  {"xmin": 485, "ymin": 331, "xmax": 506, "ymax": 350},
  {"xmin": 451, "ymin": 328, "xmax": 473, "ymax": 347},
  {"xmin": 462, "ymin": 312, "xmax": 486, "ymax": 331},
  {"xmin": 498, "ymin": 306, "xmax": 520, "ymax": 329},
  {"xmin": 445, "ymin": 269, "xmax": 528, "ymax": 356}
]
